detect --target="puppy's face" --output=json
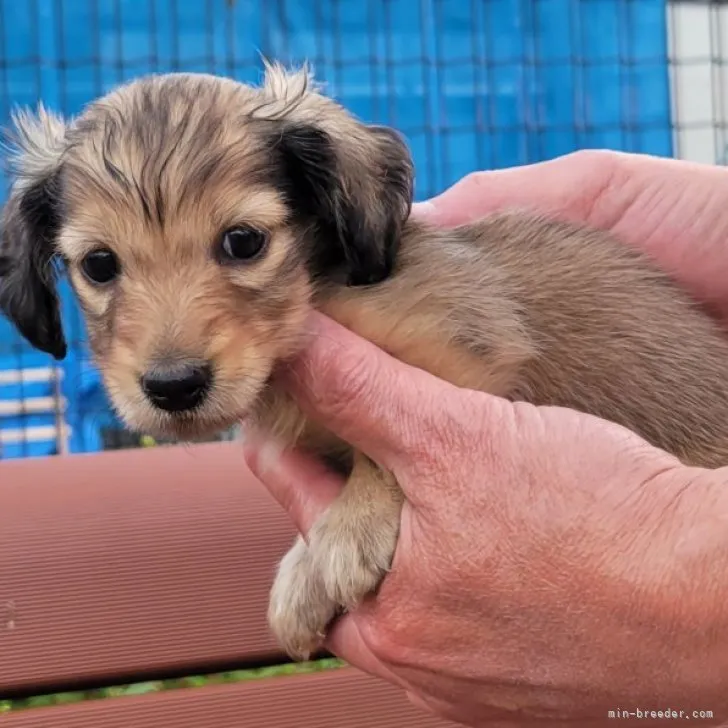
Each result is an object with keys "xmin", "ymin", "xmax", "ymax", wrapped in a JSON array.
[{"xmin": 0, "ymin": 66, "xmax": 413, "ymax": 439}]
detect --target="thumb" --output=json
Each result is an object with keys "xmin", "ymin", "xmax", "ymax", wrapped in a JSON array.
[
  {"xmin": 280, "ymin": 312, "xmax": 480, "ymax": 475},
  {"xmin": 242, "ymin": 432, "xmax": 344, "ymax": 536}
]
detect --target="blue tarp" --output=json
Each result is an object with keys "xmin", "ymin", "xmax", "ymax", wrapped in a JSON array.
[{"xmin": 0, "ymin": 0, "xmax": 672, "ymax": 457}]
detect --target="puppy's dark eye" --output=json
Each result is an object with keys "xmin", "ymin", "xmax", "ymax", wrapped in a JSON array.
[
  {"xmin": 219, "ymin": 227, "xmax": 268, "ymax": 262},
  {"xmin": 80, "ymin": 249, "xmax": 120, "ymax": 285}
]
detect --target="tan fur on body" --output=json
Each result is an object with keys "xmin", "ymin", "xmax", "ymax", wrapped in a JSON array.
[{"xmin": 3, "ymin": 63, "xmax": 728, "ymax": 659}]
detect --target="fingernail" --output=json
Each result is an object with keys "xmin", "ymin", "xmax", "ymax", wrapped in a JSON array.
[
  {"xmin": 410, "ymin": 200, "xmax": 438, "ymax": 219},
  {"xmin": 238, "ymin": 417, "xmax": 259, "ymax": 447},
  {"xmin": 243, "ymin": 431, "xmax": 285, "ymax": 481},
  {"xmin": 239, "ymin": 420, "xmax": 284, "ymax": 476},
  {"xmin": 237, "ymin": 423, "xmax": 248, "ymax": 446},
  {"xmin": 257, "ymin": 438, "xmax": 284, "ymax": 476}
]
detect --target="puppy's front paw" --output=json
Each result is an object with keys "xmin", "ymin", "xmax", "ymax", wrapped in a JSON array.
[
  {"xmin": 308, "ymin": 505, "xmax": 400, "ymax": 609},
  {"xmin": 268, "ymin": 535, "xmax": 338, "ymax": 661}
]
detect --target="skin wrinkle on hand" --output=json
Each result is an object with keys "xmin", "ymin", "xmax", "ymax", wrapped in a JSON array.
[{"xmin": 243, "ymin": 150, "xmax": 728, "ymax": 727}]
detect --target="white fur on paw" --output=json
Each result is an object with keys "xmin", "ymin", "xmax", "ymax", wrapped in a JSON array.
[
  {"xmin": 308, "ymin": 513, "xmax": 399, "ymax": 609},
  {"xmin": 267, "ymin": 535, "xmax": 338, "ymax": 661}
]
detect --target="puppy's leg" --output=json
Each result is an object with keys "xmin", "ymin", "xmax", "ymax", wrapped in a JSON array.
[
  {"xmin": 267, "ymin": 534, "xmax": 333, "ymax": 661},
  {"xmin": 308, "ymin": 451, "xmax": 403, "ymax": 606},
  {"xmin": 268, "ymin": 451, "xmax": 403, "ymax": 659}
]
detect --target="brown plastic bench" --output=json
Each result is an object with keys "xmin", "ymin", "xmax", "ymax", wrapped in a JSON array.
[{"xmin": 0, "ymin": 442, "xmax": 456, "ymax": 727}]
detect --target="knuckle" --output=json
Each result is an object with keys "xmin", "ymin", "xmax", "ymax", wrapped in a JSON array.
[
  {"xmin": 413, "ymin": 393, "xmax": 494, "ymax": 472},
  {"xmin": 564, "ymin": 147, "xmax": 620, "ymax": 168},
  {"xmin": 396, "ymin": 385, "xmax": 485, "ymax": 468},
  {"xmin": 460, "ymin": 169, "xmax": 490, "ymax": 193}
]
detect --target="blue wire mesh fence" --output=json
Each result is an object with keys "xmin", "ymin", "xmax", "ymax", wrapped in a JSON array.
[{"xmin": 0, "ymin": 0, "xmax": 713, "ymax": 459}]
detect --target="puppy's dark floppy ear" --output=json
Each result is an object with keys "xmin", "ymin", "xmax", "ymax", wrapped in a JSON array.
[
  {"xmin": 275, "ymin": 119, "xmax": 414, "ymax": 286},
  {"xmin": 0, "ymin": 106, "xmax": 68, "ymax": 359}
]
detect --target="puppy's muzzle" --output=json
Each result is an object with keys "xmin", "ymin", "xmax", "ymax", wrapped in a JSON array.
[{"xmin": 140, "ymin": 360, "xmax": 212, "ymax": 413}]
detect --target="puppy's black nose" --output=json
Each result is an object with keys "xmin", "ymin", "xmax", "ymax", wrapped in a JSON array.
[{"xmin": 141, "ymin": 362, "xmax": 212, "ymax": 412}]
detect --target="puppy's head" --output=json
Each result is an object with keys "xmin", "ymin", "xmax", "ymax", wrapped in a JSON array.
[{"xmin": 0, "ymin": 64, "xmax": 413, "ymax": 439}]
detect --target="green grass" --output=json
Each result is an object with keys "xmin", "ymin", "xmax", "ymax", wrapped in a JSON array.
[{"xmin": 0, "ymin": 659, "xmax": 345, "ymax": 714}]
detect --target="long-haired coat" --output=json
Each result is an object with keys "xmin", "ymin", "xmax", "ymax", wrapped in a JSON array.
[{"xmin": 3, "ymin": 63, "xmax": 728, "ymax": 658}]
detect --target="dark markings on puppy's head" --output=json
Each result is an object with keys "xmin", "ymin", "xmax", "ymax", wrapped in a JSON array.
[
  {"xmin": 0, "ymin": 105, "xmax": 68, "ymax": 359},
  {"xmin": 273, "ymin": 118, "xmax": 413, "ymax": 285},
  {"xmin": 0, "ymin": 62, "xmax": 415, "ymax": 439}
]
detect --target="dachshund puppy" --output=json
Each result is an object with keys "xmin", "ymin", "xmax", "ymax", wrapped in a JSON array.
[{"xmin": 4, "ymin": 63, "xmax": 728, "ymax": 659}]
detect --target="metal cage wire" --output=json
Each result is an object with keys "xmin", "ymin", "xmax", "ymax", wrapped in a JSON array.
[{"xmin": 0, "ymin": 0, "xmax": 723, "ymax": 459}]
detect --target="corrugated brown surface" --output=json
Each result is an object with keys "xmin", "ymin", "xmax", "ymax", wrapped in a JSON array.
[
  {"xmin": 1, "ymin": 669, "xmax": 458, "ymax": 728},
  {"xmin": 0, "ymin": 442, "xmax": 296, "ymax": 695}
]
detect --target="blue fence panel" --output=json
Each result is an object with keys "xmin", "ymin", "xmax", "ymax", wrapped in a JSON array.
[{"xmin": 0, "ymin": 0, "xmax": 672, "ymax": 458}]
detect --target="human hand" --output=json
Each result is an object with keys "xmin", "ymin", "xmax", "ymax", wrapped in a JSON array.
[
  {"xmin": 244, "ymin": 310, "xmax": 728, "ymax": 727},
  {"xmin": 243, "ymin": 151, "xmax": 728, "ymax": 726},
  {"xmin": 414, "ymin": 150, "xmax": 728, "ymax": 322}
]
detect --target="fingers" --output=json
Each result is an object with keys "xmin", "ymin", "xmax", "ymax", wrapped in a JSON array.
[
  {"xmin": 242, "ymin": 431, "xmax": 344, "ymax": 536},
  {"xmin": 410, "ymin": 151, "xmax": 728, "ymax": 319},
  {"xmin": 411, "ymin": 150, "xmax": 622, "ymax": 228},
  {"xmin": 279, "ymin": 311, "xmax": 477, "ymax": 475}
]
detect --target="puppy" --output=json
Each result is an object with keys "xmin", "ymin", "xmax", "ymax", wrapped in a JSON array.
[{"xmin": 3, "ymin": 63, "xmax": 728, "ymax": 660}]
